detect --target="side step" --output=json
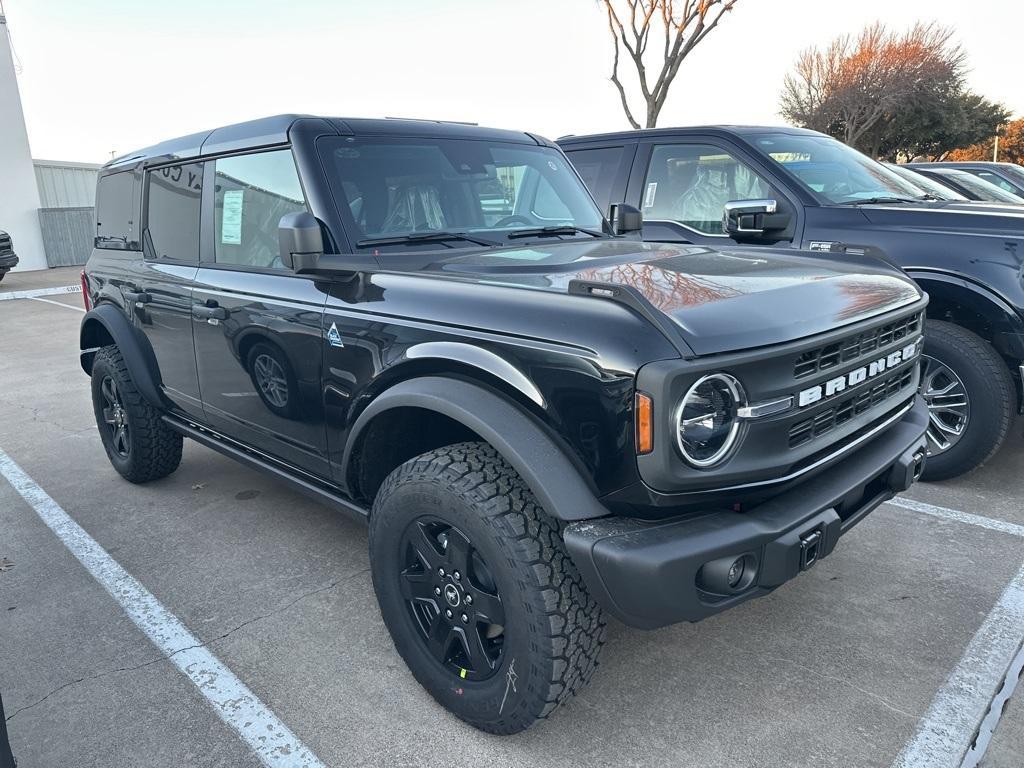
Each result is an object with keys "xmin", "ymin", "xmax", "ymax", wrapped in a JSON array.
[{"xmin": 163, "ymin": 415, "xmax": 369, "ymax": 524}]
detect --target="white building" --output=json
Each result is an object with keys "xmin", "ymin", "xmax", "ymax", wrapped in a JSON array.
[{"xmin": 0, "ymin": 12, "xmax": 46, "ymax": 272}]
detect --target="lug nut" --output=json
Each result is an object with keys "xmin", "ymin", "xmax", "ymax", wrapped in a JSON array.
[
  {"xmin": 461, "ymin": 613, "xmax": 469, "ymax": 623},
  {"xmin": 453, "ymin": 571, "xmax": 461, "ymax": 581},
  {"xmin": 438, "ymin": 568, "xmax": 446, "ymax": 577},
  {"xmin": 445, "ymin": 609, "xmax": 453, "ymax": 619},
  {"xmin": 464, "ymin": 595, "xmax": 473, "ymax": 605},
  {"xmin": 433, "ymin": 586, "xmax": 441, "ymax": 596}
]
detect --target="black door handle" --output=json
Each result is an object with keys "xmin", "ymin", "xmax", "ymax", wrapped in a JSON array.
[
  {"xmin": 123, "ymin": 290, "xmax": 151, "ymax": 304},
  {"xmin": 193, "ymin": 303, "xmax": 228, "ymax": 321}
]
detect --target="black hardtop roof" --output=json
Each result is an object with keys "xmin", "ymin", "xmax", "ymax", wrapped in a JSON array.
[
  {"xmin": 102, "ymin": 114, "xmax": 549, "ymax": 174},
  {"xmin": 556, "ymin": 124, "xmax": 827, "ymax": 145}
]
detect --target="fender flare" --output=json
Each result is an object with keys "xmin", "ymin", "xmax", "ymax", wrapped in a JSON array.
[
  {"xmin": 908, "ymin": 269, "xmax": 1024, "ymax": 358},
  {"xmin": 79, "ymin": 303, "xmax": 166, "ymax": 408},
  {"xmin": 343, "ymin": 376, "xmax": 611, "ymax": 522}
]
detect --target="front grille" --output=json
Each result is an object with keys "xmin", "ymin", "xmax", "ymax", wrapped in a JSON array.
[
  {"xmin": 794, "ymin": 311, "xmax": 922, "ymax": 379},
  {"xmin": 788, "ymin": 366, "xmax": 915, "ymax": 448},
  {"xmin": 0, "ymin": 233, "xmax": 11, "ymax": 255}
]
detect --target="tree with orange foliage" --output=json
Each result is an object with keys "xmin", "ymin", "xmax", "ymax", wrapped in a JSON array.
[
  {"xmin": 948, "ymin": 118, "xmax": 1024, "ymax": 164},
  {"xmin": 601, "ymin": 0, "xmax": 739, "ymax": 129},
  {"xmin": 780, "ymin": 22, "xmax": 1007, "ymax": 160}
]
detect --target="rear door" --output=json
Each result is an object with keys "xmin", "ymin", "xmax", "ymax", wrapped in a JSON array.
[
  {"xmin": 192, "ymin": 148, "xmax": 330, "ymax": 478},
  {"xmin": 135, "ymin": 161, "xmax": 204, "ymax": 419}
]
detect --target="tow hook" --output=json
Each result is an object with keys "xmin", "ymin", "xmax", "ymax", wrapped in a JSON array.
[{"xmin": 799, "ymin": 529, "xmax": 822, "ymax": 571}]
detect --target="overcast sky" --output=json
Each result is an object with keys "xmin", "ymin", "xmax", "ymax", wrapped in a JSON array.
[{"xmin": 5, "ymin": 0, "xmax": 1021, "ymax": 163}]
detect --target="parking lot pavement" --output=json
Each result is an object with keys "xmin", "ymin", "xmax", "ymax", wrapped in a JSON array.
[
  {"xmin": 1, "ymin": 285, "xmax": 1022, "ymax": 768},
  {"xmin": 0, "ymin": 265, "xmax": 83, "ymax": 295}
]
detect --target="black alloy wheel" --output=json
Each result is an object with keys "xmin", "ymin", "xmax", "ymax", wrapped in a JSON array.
[
  {"xmin": 100, "ymin": 375, "xmax": 131, "ymax": 458},
  {"xmin": 398, "ymin": 517, "xmax": 505, "ymax": 681}
]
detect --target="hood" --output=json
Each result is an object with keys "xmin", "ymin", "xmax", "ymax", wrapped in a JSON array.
[{"xmin": 436, "ymin": 239, "xmax": 921, "ymax": 355}]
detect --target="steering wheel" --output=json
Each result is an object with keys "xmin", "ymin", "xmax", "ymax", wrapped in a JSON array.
[{"xmin": 493, "ymin": 215, "xmax": 534, "ymax": 228}]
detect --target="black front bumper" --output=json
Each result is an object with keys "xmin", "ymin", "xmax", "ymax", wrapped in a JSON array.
[
  {"xmin": 0, "ymin": 253, "xmax": 17, "ymax": 271},
  {"xmin": 564, "ymin": 398, "xmax": 929, "ymax": 629}
]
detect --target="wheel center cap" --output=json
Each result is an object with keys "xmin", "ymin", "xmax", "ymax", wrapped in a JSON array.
[{"xmin": 443, "ymin": 584, "xmax": 461, "ymax": 608}]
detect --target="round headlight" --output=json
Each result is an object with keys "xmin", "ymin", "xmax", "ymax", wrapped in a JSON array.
[{"xmin": 675, "ymin": 373, "xmax": 745, "ymax": 467}]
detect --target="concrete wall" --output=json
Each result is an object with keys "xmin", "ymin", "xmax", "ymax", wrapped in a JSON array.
[{"xmin": 0, "ymin": 15, "xmax": 46, "ymax": 272}]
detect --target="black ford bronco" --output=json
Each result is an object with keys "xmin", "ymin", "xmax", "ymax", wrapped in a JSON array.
[
  {"xmin": 81, "ymin": 115, "xmax": 928, "ymax": 734},
  {"xmin": 560, "ymin": 127, "xmax": 1024, "ymax": 481}
]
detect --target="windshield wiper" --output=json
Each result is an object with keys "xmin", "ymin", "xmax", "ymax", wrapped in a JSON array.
[
  {"xmin": 835, "ymin": 197, "xmax": 920, "ymax": 206},
  {"xmin": 505, "ymin": 225, "xmax": 605, "ymax": 240},
  {"xmin": 357, "ymin": 231, "xmax": 502, "ymax": 248}
]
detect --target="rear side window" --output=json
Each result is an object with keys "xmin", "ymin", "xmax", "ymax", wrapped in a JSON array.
[
  {"xmin": 144, "ymin": 162, "xmax": 203, "ymax": 263},
  {"xmin": 213, "ymin": 150, "xmax": 307, "ymax": 270},
  {"xmin": 564, "ymin": 146, "xmax": 625, "ymax": 211},
  {"xmin": 95, "ymin": 171, "xmax": 138, "ymax": 249}
]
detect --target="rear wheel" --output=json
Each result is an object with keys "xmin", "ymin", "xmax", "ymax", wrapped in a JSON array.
[
  {"xmin": 369, "ymin": 442, "xmax": 605, "ymax": 734},
  {"xmin": 90, "ymin": 346, "xmax": 182, "ymax": 483},
  {"xmin": 919, "ymin": 321, "xmax": 1014, "ymax": 481}
]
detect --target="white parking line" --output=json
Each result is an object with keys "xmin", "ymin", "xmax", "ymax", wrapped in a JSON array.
[
  {"xmin": 0, "ymin": 448, "xmax": 326, "ymax": 768},
  {"xmin": 0, "ymin": 284, "xmax": 81, "ymax": 301},
  {"xmin": 891, "ymin": 563, "xmax": 1024, "ymax": 768},
  {"xmin": 29, "ymin": 297, "xmax": 85, "ymax": 313},
  {"xmin": 888, "ymin": 496, "xmax": 1024, "ymax": 538}
]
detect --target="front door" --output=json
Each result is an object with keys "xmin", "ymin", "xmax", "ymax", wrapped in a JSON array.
[
  {"xmin": 191, "ymin": 149, "xmax": 330, "ymax": 478},
  {"xmin": 634, "ymin": 142, "xmax": 788, "ymax": 246}
]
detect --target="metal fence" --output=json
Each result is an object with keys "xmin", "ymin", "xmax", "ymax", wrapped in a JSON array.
[{"xmin": 37, "ymin": 207, "xmax": 94, "ymax": 267}]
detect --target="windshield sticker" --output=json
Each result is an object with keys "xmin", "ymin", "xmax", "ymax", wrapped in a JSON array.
[
  {"xmin": 643, "ymin": 182, "xmax": 658, "ymax": 209},
  {"xmin": 548, "ymin": 160, "xmax": 559, "ymax": 171},
  {"xmin": 221, "ymin": 190, "xmax": 244, "ymax": 245}
]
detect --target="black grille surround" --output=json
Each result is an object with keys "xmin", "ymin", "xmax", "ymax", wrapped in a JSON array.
[
  {"xmin": 0, "ymin": 232, "xmax": 12, "ymax": 256},
  {"xmin": 794, "ymin": 311, "xmax": 922, "ymax": 379},
  {"xmin": 634, "ymin": 298, "xmax": 927, "ymax": 497}
]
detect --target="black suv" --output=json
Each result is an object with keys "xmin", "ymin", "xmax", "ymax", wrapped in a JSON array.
[
  {"xmin": 560, "ymin": 127, "xmax": 1024, "ymax": 480},
  {"xmin": 81, "ymin": 115, "xmax": 927, "ymax": 733},
  {"xmin": 0, "ymin": 230, "xmax": 17, "ymax": 282}
]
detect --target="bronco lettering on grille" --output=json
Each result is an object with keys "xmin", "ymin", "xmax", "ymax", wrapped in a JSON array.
[{"xmin": 797, "ymin": 339, "xmax": 921, "ymax": 408}]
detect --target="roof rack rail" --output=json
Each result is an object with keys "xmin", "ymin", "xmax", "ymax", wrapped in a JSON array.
[{"xmin": 383, "ymin": 116, "xmax": 479, "ymax": 126}]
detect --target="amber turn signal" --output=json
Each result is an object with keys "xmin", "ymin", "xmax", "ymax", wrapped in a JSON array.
[{"xmin": 635, "ymin": 392, "xmax": 654, "ymax": 454}]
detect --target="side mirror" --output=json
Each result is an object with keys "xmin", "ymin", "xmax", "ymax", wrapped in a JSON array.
[
  {"xmin": 278, "ymin": 212, "xmax": 324, "ymax": 271},
  {"xmin": 723, "ymin": 199, "xmax": 790, "ymax": 238},
  {"xmin": 608, "ymin": 203, "xmax": 643, "ymax": 235}
]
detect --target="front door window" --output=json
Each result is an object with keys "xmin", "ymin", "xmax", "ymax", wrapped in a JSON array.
[{"xmin": 643, "ymin": 144, "xmax": 772, "ymax": 235}]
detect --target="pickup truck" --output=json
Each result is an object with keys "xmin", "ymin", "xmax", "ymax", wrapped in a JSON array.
[
  {"xmin": 560, "ymin": 126, "xmax": 1024, "ymax": 480},
  {"xmin": 81, "ymin": 115, "xmax": 928, "ymax": 733}
]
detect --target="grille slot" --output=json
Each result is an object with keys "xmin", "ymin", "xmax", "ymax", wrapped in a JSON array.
[
  {"xmin": 789, "ymin": 367, "xmax": 915, "ymax": 448},
  {"xmin": 794, "ymin": 312, "xmax": 922, "ymax": 379},
  {"xmin": 0, "ymin": 233, "xmax": 11, "ymax": 254}
]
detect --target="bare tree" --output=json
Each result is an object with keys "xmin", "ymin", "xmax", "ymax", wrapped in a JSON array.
[
  {"xmin": 781, "ymin": 23, "xmax": 967, "ymax": 154},
  {"xmin": 602, "ymin": 0, "xmax": 739, "ymax": 129}
]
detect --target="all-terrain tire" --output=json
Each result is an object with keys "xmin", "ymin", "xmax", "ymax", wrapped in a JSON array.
[
  {"xmin": 920, "ymin": 321, "xmax": 1015, "ymax": 481},
  {"xmin": 90, "ymin": 345, "xmax": 183, "ymax": 483},
  {"xmin": 369, "ymin": 441, "xmax": 606, "ymax": 734}
]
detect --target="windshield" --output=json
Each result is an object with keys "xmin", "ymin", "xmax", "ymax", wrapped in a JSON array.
[
  {"xmin": 751, "ymin": 133, "xmax": 925, "ymax": 204},
  {"xmin": 884, "ymin": 164, "xmax": 967, "ymax": 201},
  {"xmin": 320, "ymin": 137, "xmax": 606, "ymax": 252},
  {"xmin": 935, "ymin": 169, "xmax": 1024, "ymax": 203},
  {"xmin": 995, "ymin": 164, "xmax": 1024, "ymax": 188}
]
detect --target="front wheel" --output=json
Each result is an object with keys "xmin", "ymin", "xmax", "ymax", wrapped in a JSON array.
[
  {"xmin": 919, "ymin": 321, "xmax": 1014, "ymax": 481},
  {"xmin": 369, "ymin": 442, "xmax": 605, "ymax": 734}
]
